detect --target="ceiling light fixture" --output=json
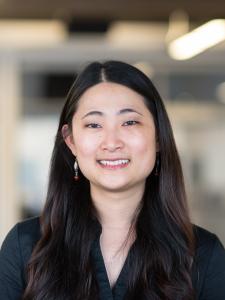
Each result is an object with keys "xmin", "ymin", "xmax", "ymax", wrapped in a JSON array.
[{"xmin": 168, "ymin": 19, "xmax": 225, "ymax": 60}]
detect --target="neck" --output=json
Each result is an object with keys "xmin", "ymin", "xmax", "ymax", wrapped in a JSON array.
[{"xmin": 90, "ymin": 184, "xmax": 145, "ymax": 231}]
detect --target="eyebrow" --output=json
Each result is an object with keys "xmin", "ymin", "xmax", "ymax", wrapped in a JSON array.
[{"xmin": 81, "ymin": 108, "xmax": 143, "ymax": 119}]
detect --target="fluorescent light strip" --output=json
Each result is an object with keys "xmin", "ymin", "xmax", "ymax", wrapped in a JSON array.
[{"xmin": 168, "ymin": 19, "xmax": 225, "ymax": 60}]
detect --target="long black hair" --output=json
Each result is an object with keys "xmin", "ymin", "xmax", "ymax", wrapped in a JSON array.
[{"xmin": 23, "ymin": 61, "xmax": 195, "ymax": 299}]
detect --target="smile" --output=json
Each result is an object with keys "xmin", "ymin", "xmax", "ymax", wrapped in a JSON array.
[{"xmin": 97, "ymin": 159, "xmax": 130, "ymax": 169}]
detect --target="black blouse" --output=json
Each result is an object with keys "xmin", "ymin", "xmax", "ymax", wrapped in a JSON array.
[{"xmin": 1, "ymin": 216, "xmax": 225, "ymax": 299}]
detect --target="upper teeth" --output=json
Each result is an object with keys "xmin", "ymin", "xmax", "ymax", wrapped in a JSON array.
[{"xmin": 99, "ymin": 159, "xmax": 129, "ymax": 166}]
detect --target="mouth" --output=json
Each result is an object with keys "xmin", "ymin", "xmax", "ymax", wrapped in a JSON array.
[{"xmin": 97, "ymin": 159, "xmax": 130, "ymax": 170}]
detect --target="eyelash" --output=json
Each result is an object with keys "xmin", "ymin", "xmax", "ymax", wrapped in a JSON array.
[{"xmin": 85, "ymin": 120, "xmax": 139, "ymax": 128}]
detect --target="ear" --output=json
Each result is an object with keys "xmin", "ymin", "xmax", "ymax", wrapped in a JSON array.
[{"xmin": 61, "ymin": 124, "xmax": 77, "ymax": 156}]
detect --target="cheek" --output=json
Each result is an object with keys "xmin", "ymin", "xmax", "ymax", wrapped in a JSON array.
[
  {"xmin": 129, "ymin": 132, "xmax": 156, "ymax": 155},
  {"xmin": 130, "ymin": 132, "xmax": 157, "ymax": 173},
  {"xmin": 75, "ymin": 134, "xmax": 99, "ymax": 157},
  {"xmin": 131, "ymin": 134, "xmax": 157, "ymax": 177},
  {"xmin": 73, "ymin": 135, "xmax": 98, "ymax": 178}
]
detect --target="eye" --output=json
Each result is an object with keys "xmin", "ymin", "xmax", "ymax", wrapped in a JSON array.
[
  {"xmin": 123, "ymin": 120, "xmax": 139, "ymax": 126},
  {"xmin": 85, "ymin": 123, "xmax": 101, "ymax": 128}
]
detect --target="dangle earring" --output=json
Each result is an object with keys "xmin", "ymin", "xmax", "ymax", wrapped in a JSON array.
[
  {"xmin": 154, "ymin": 152, "xmax": 160, "ymax": 176},
  {"xmin": 74, "ymin": 157, "xmax": 79, "ymax": 181}
]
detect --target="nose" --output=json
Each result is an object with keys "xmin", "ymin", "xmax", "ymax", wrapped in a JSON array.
[{"xmin": 100, "ymin": 128, "xmax": 125, "ymax": 152}]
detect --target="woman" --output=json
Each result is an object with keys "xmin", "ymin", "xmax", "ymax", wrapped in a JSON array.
[{"xmin": 0, "ymin": 61, "xmax": 225, "ymax": 300}]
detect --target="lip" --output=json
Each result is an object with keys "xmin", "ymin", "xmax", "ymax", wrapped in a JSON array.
[
  {"xmin": 97, "ymin": 158, "xmax": 130, "ymax": 161},
  {"xmin": 97, "ymin": 159, "xmax": 130, "ymax": 170}
]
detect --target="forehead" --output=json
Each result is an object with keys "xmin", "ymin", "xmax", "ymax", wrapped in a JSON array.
[{"xmin": 76, "ymin": 82, "xmax": 148, "ymax": 112}]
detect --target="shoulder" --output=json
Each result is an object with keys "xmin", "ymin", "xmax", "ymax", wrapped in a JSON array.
[
  {"xmin": 192, "ymin": 225, "xmax": 225, "ymax": 299},
  {"xmin": 0, "ymin": 216, "xmax": 41, "ymax": 297},
  {"xmin": 1, "ymin": 215, "xmax": 41, "ymax": 260},
  {"xmin": 4, "ymin": 216, "xmax": 41, "ymax": 255},
  {"xmin": 1, "ymin": 215, "xmax": 41, "ymax": 256},
  {"xmin": 13, "ymin": 216, "xmax": 41, "ymax": 269},
  {"xmin": 1, "ymin": 217, "xmax": 41, "ymax": 276},
  {"xmin": 194, "ymin": 225, "xmax": 218, "ymax": 246},
  {"xmin": 193, "ymin": 225, "xmax": 225, "ymax": 268},
  {"xmin": 17, "ymin": 216, "xmax": 41, "ymax": 260},
  {"xmin": 193, "ymin": 225, "xmax": 222, "ymax": 258},
  {"xmin": 16, "ymin": 216, "xmax": 41, "ymax": 243}
]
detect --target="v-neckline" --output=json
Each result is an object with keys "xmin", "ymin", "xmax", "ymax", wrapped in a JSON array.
[{"xmin": 91, "ymin": 236, "xmax": 133, "ymax": 300}]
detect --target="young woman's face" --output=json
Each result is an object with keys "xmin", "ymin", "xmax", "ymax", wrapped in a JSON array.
[{"xmin": 65, "ymin": 82, "xmax": 158, "ymax": 194}]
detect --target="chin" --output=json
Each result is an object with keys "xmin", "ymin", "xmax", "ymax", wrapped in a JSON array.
[
  {"xmin": 90, "ymin": 178, "xmax": 126, "ymax": 190},
  {"xmin": 100, "ymin": 181, "xmax": 133, "ymax": 192}
]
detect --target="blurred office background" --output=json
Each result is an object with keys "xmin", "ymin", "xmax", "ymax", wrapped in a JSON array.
[{"xmin": 0, "ymin": 0, "xmax": 225, "ymax": 245}]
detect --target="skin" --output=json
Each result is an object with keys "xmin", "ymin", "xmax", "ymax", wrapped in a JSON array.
[
  {"xmin": 63, "ymin": 82, "xmax": 158, "ymax": 286},
  {"xmin": 63, "ymin": 81, "xmax": 157, "ymax": 203}
]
